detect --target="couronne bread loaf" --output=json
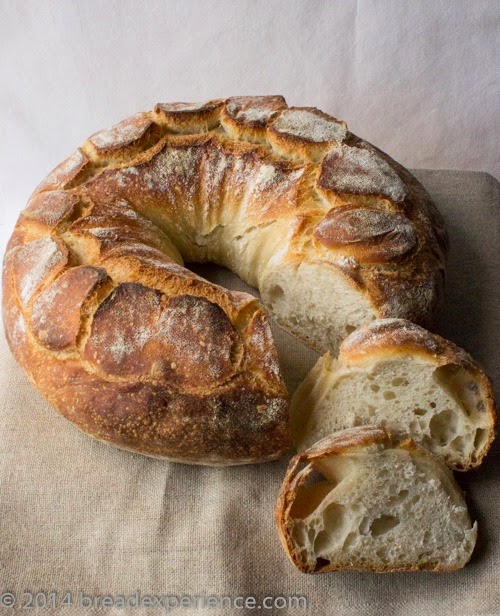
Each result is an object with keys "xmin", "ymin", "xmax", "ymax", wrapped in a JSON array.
[
  {"xmin": 276, "ymin": 426, "xmax": 477, "ymax": 573},
  {"xmin": 3, "ymin": 95, "xmax": 448, "ymax": 464},
  {"xmin": 291, "ymin": 319, "xmax": 496, "ymax": 470}
]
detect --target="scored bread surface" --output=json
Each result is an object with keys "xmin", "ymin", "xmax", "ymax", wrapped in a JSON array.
[{"xmin": 3, "ymin": 96, "xmax": 448, "ymax": 464}]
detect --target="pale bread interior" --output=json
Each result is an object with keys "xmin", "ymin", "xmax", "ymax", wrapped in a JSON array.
[
  {"xmin": 260, "ymin": 261, "xmax": 377, "ymax": 354},
  {"xmin": 291, "ymin": 354, "xmax": 491, "ymax": 469},
  {"xmin": 289, "ymin": 443, "xmax": 477, "ymax": 572}
]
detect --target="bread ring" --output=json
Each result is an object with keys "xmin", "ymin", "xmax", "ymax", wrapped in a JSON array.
[{"xmin": 2, "ymin": 96, "xmax": 448, "ymax": 464}]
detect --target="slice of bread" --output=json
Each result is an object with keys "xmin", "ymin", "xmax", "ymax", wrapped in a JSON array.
[
  {"xmin": 276, "ymin": 426, "xmax": 477, "ymax": 573},
  {"xmin": 291, "ymin": 319, "xmax": 495, "ymax": 470}
]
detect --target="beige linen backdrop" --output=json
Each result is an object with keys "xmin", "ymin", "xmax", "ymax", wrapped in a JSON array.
[{"xmin": 0, "ymin": 170, "xmax": 499, "ymax": 615}]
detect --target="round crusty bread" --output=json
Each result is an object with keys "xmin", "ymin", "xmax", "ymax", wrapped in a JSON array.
[
  {"xmin": 2, "ymin": 96, "xmax": 448, "ymax": 464},
  {"xmin": 291, "ymin": 319, "xmax": 496, "ymax": 470}
]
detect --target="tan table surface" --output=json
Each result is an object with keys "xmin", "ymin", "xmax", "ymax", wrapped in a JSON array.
[{"xmin": 0, "ymin": 170, "xmax": 498, "ymax": 615}]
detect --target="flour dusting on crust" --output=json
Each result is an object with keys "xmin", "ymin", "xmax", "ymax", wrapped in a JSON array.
[
  {"xmin": 224, "ymin": 95, "xmax": 287, "ymax": 126},
  {"xmin": 89, "ymin": 113, "xmax": 153, "ymax": 150},
  {"xmin": 37, "ymin": 149, "xmax": 90, "ymax": 191},
  {"xmin": 13, "ymin": 238, "xmax": 68, "ymax": 306},
  {"xmin": 271, "ymin": 108, "xmax": 347, "ymax": 143},
  {"xmin": 314, "ymin": 205, "xmax": 418, "ymax": 262},
  {"xmin": 22, "ymin": 191, "xmax": 79, "ymax": 229},
  {"xmin": 319, "ymin": 144, "xmax": 407, "ymax": 202}
]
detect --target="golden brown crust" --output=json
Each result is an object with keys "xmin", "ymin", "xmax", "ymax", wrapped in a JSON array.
[
  {"xmin": 20, "ymin": 191, "xmax": 80, "ymax": 232},
  {"xmin": 275, "ymin": 427, "xmax": 475, "ymax": 573},
  {"xmin": 268, "ymin": 106, "xmax": 347, "ymax": 162},
  {"xmin": 31, "ymin": 265, "xmax": 108, "ymax": 350},
  {"xmin": 35, "ymin": 149, "xmax": 92, "ymax": 193},
  {"xmin": 154, "ymin": 99, "xmax": 224, "ymax": 133},
  {"xmin": 12, "ymin": 237, "xmax": 69, "ymax": 308},
  {"xmin": 2, "ymin": 244, "xmax": 289, "ymax": 464},
  {"xmin": 85, "ymin": 112, "xmax": 163, "ymax": 161},
  {"xmin": 341, "ymin": 318, "xmax": 486, "ymax": 368},
  {"xmin": 313, "ymin": 204, "xmax": 418, "ymax": 263},
  {"xmin": 3, "ymin": 96, "xmax": 450, "ymax": 464},
  {"xmin": 221, "ymin": 95, "xmax": 287, "ymax": 143}
]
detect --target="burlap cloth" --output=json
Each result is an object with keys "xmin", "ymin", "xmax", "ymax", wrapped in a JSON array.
[{"xmin": 0, "ymin": 170, "xmax": 498, "ymax": 615}]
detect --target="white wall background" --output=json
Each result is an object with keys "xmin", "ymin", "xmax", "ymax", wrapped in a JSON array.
[{"xmin": 1, "ymin": 0, "xmax": 498, "ymax": 254}]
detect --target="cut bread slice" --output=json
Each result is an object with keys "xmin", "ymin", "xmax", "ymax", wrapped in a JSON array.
[
  {"xmin": 276, "ymin": 426, "xmax": 477, "ymax": 573},
  {"xmin": 259, "ymin": 260, "xmax": 377, "ymax": 355},
  {"xmin": 291, "ymin": 319, "xmax": 495, "ymax": 470}
]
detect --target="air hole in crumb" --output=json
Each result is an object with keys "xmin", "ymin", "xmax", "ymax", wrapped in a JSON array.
[
  {"xmin": 390, "ymin": 489, "xmax": 409, "ymax": 506},
  {"xmin": 313, "ymin": 503, "xmax": 347, "ymax": 554},
  {"xmin": 359, "ymin": 516, "xmax": 371, "ymax": 535},
  {"xmin": 370, "ymin": 384, "xmax": 380, "ymax": 393},
  {"xmin": 449, "ymin": 435, "xmax": 466, "ymax": 455},
  {"xmin": 430, "ymin": 402, "xmax": 436, "ymax": 408},
  {"xmin": 376, "ymin": 547, "xmax": 389, "ymax": 562},
  {"xmin": 268, "ymin": 285, "xmax": 284, "ymax": 303},
  {"xmin": 369, "ymin": 515, "xmax": 400, "ymax": 537},
  {"xmin": 367, "ymin": 405, "xmax": 376, "ymax": 417},
  {"xmin": 342, "ymin": 532, "xmax": 357, "ymax": 552},
  {"xmin": 391, "ymin": 377, "xmax": 408, "ymax": 387},
  {"xmin": 345, "ymin": 325, "xmax": 356, "ymax": 335},
  {"xmin": 429, "ymin": 409, "xmax": 458, "ymax": 445},
  {"xmin": 383, "ymin": 390, "xmax": 396, "ymax": 400},
  {"xmin": 473, "ymin": 428, "xmax": 487, "ymax": 452},
  {"xmin": 414, "ymin": 408, "xmax": 427, "ymax": 416},
  {"xmin": 433, "ymin": 364, "xmax": 475, "ymax": 417}
]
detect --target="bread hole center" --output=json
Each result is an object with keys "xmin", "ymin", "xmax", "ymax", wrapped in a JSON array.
[
  {"xmin": 369, "ymin": 514, "xmax": 400, "ymax": 537},
  {"xmin": 450, "ymin": 435, "xmax": 466, "ymax": 456},
  {"xmin": 313, "ymin": 502, "xmax": 348, "ymax": 555},
  {"xmin": 473, "ymin": 428, "xmax": 488, "ymax": 452},
  {"xmin": 341, "ymin": 531, "xmax": 358, "ymax": 552},
  {"xmin": 389, "ymin": 488, "xmax": 409, "ymax": 506},
  {"xmin": 268, "ymin": 284, "xmax": 285, "ymax": 304},
  {"xmin": 433, "ymin": 364, "xmax": 476, "ymax": 417},
  {"xmin": 429, "ymin": 408, "xmax": 458, "ymax": 445}
]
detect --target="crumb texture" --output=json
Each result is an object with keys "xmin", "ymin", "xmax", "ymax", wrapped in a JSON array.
[
  {"xmin": 291, "ymin": 319, "xmax": 495, "ymax": 470},
  {"xmin": 277, "ymin": 429, "xmax": 477, "ymax": 573}
]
